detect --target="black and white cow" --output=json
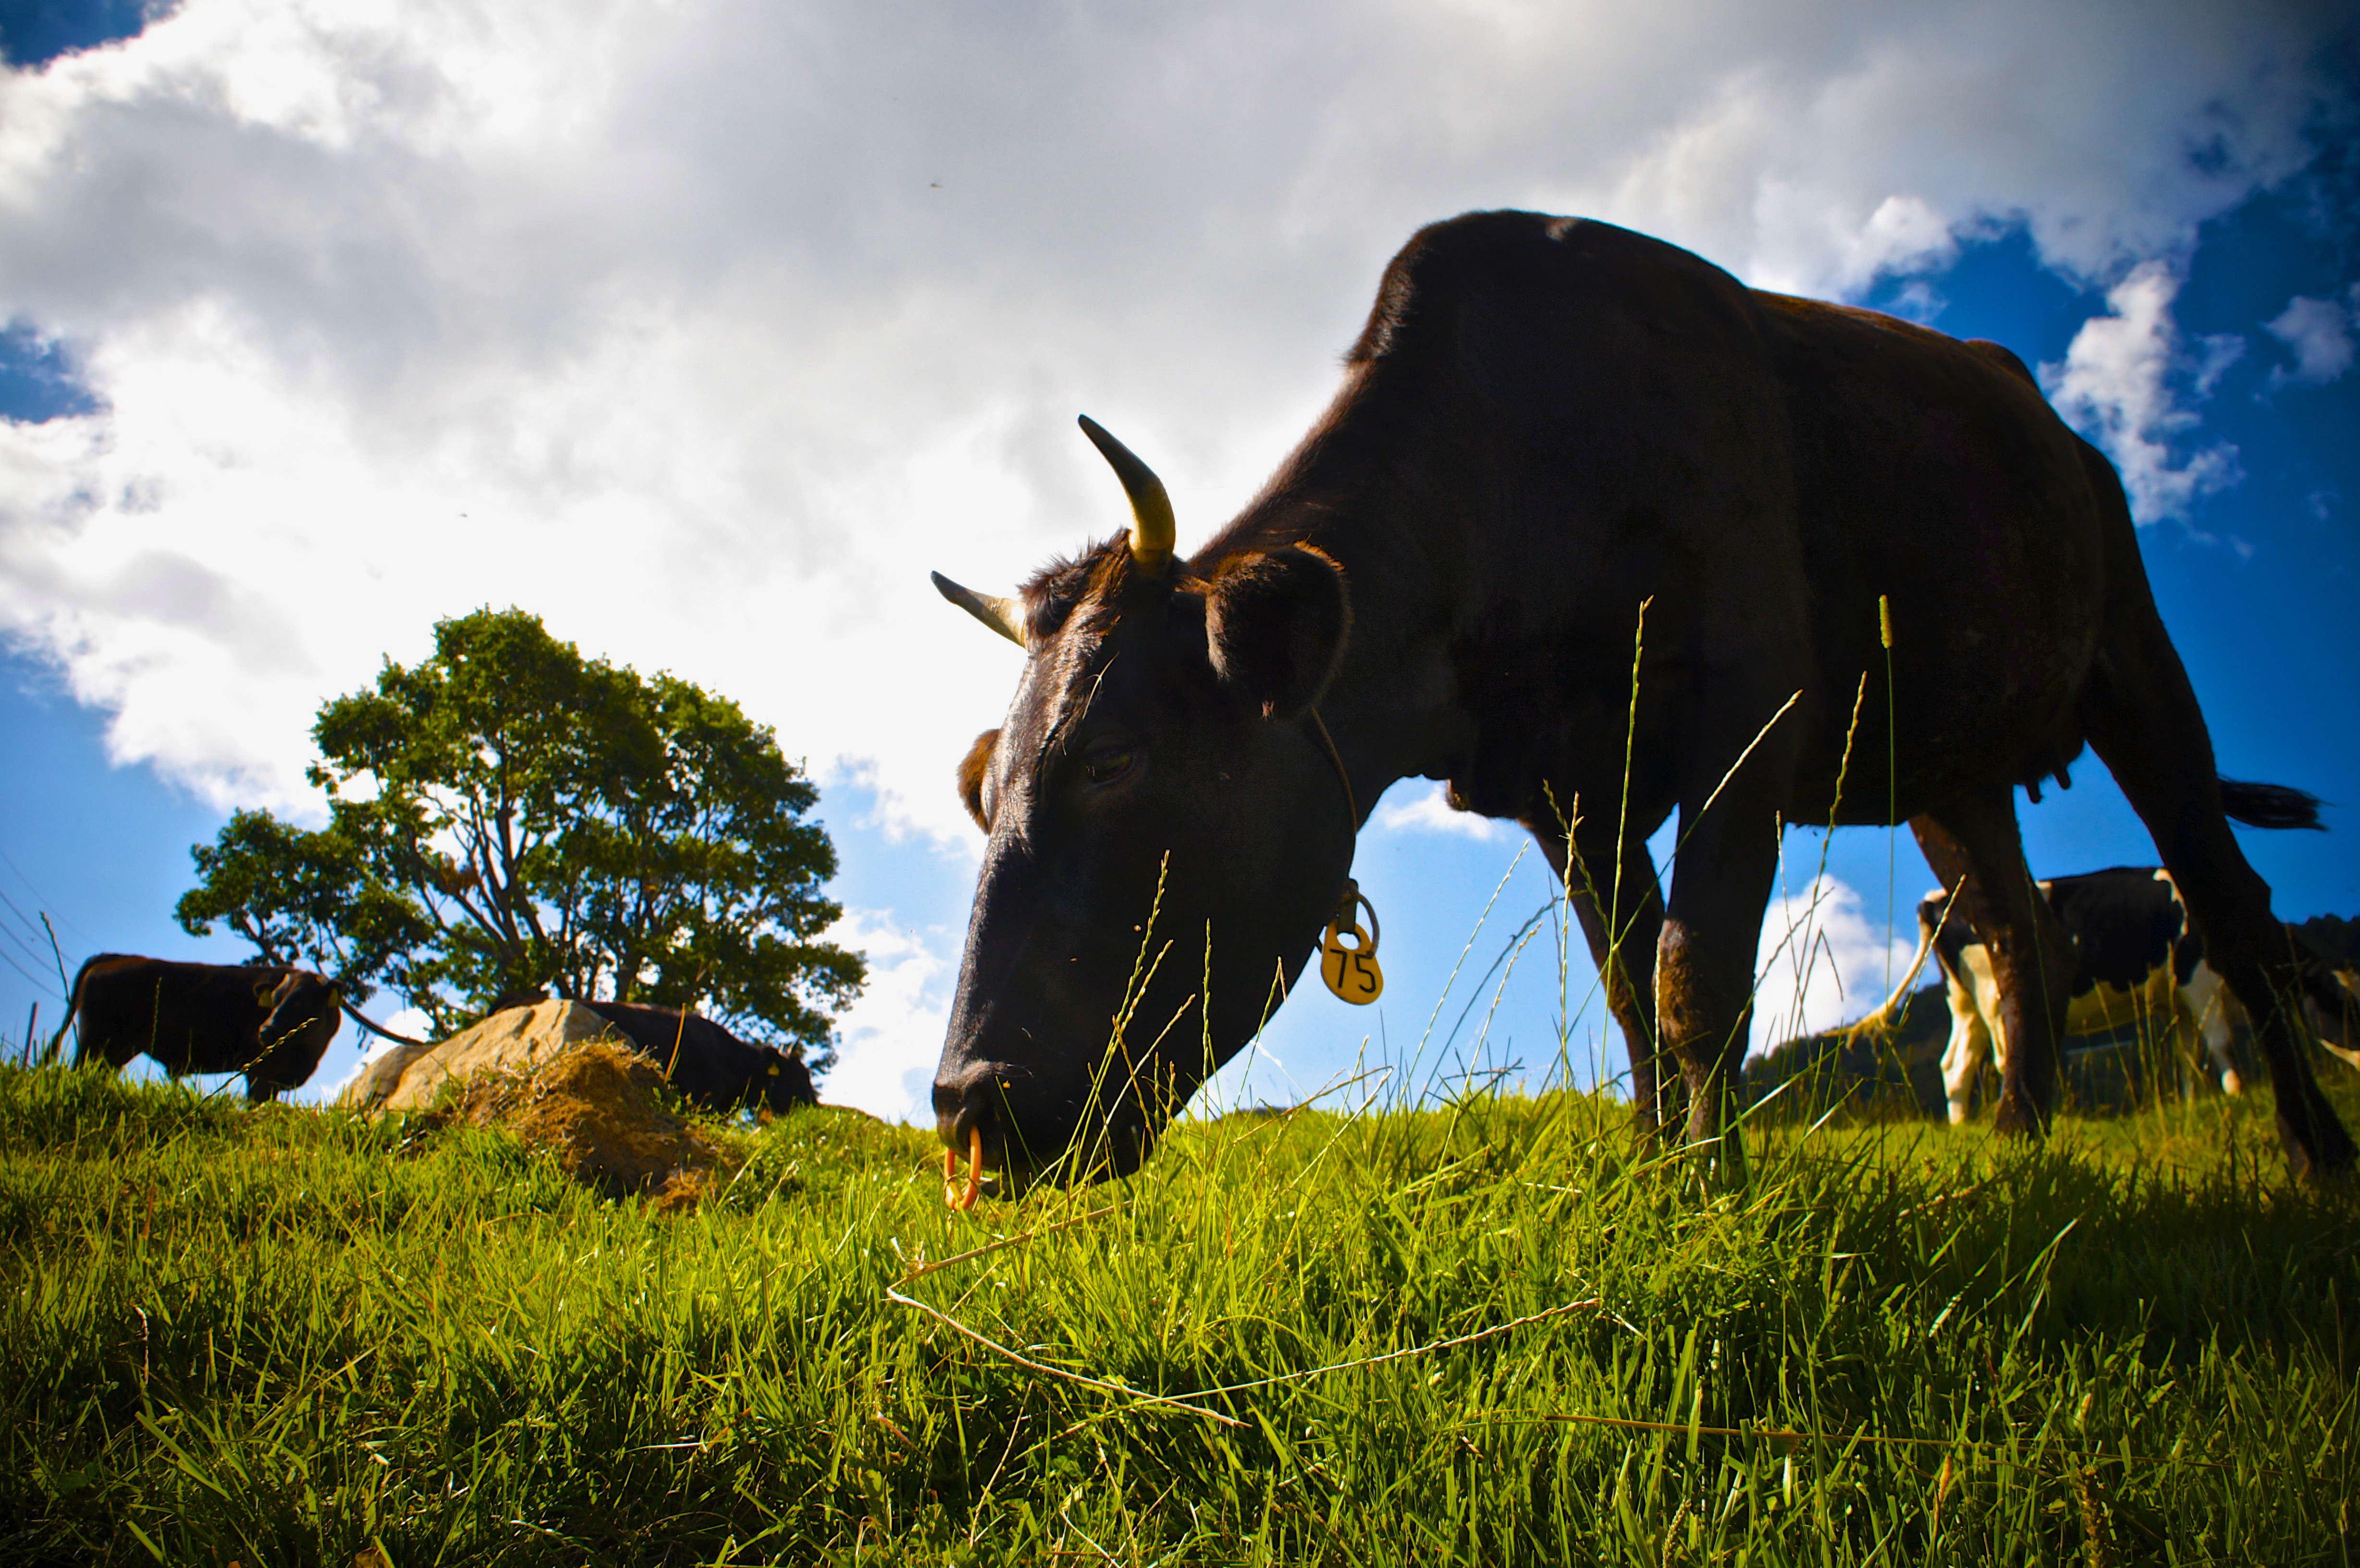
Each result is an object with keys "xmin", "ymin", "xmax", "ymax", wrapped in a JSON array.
[{"xmin": 1862, "ymin": 867, "xmax": 2356, "ymax": 1124}]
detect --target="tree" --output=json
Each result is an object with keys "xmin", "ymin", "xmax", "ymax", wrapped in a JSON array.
[{"xmin": 177, "ymin": 608, "xmax": 864, "ymax": 1063}]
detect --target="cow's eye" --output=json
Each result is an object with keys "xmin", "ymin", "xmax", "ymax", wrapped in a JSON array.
[{"xmin": 1083, "ymin": 745, "xmax": 1137, "ymax": 786}]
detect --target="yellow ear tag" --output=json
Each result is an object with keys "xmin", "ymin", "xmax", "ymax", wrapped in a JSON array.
[{"xmin": 1320, "ymin": 885, "xmax": 1383, "ymax": 1005}]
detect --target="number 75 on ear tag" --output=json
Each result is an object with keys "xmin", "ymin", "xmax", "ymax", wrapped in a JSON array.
[{"xmin": 1320, "ymin": 891, "xmax": 1384, "ymax": 1004}]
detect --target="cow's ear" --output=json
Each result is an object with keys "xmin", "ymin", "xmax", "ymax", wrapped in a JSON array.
[
  {"xmin": 959, "ymin": 729, "xmax": 1001, "ymax": 831},
  {"xmin": 1205, "ymin": 545, "xmax": 1351, "ymax": 719}
]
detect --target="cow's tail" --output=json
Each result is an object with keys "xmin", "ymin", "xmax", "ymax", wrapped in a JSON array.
[
  {"xmin": 43, "ymin": 955, "xmax": 105, "ymax": 1066},
  {"xmin": 1844, "ymin": 914, "xmax": 1942, "ymax": 1046},
  {"xmin": 2220, "ymin": 777, "xmax": 2325, "ymax": 832}
]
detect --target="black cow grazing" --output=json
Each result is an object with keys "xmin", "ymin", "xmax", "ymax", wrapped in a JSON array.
[
  {"xmin": 1859, "ymin": 868, "xmax": 2360, "ymax": 1123},
  {"xmin": 578, "ymin": 1001, "xmax": 817, "ymax": 1114},
  {"xmin": 927, "ymin": 210, "xmax": 2352, "ymax": 1197},
  {"xmin": 50, "ymin": 954, "xmax": 341, "ymax": 1101}
]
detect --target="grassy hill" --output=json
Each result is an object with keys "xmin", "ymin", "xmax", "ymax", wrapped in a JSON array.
[{"xmin": 4, "ymin": 1061, "xmax": 2357, "ymax": 1564}]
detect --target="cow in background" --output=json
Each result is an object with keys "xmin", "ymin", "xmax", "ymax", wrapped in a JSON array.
[
  {"xmin": 578, "ymin": 1000, "xmax": 817, "ymax": 1114},
  {"xmin": 1859, "ymin": 869, "xmax": 2360, "ymax": 1123},
  {"xmin": 2288, "ymin": 914, "xmax": 2360, "ymax": 1076},
  {"xmin": 50, "ymin": 955, "xmax": 341, "ymax": 1102}
]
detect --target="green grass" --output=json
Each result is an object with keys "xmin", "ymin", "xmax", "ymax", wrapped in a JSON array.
[{"xmin": 4, "ymin": 1062, "xmax": 2357, "ymax": 1565}]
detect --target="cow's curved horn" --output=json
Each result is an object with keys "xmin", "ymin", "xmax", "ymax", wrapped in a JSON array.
[
  {"xmin": 1078, "ymin": 415, "xmax": 1176, "ymax": 575},
  {"xmin": 931, "ymin": 571, "xmax": 1028, "ymax": 648}
]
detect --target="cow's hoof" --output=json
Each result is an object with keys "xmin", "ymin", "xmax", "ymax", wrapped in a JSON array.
[
  {"xmin": 2220, "ymin": 1068, "xmax": 2244, "ymax": 1097},
  {"xmin": 1989, "ymin": 1099, "xmax": 2050, "ymax": 1139},
  {"xmin": 2282, "ymin": 1136, "xmax": 2359, "ymax": 1186}
]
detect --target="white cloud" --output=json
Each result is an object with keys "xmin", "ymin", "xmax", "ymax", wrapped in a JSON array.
[
  {"xmin": 1372, "ymin": 780, "xmax": 1510, "ymax": 842},
  {"xmin": 1749, "ymin": 874, "xmax": 1917, "ymax": 1056},
  {"xmin": 0, "ymin": 0, "xmax": 2346, "ymax": 849},
  {"xmin": 2040, "ymin": 261, "xmax": 2243, "ymax": 524},
  {"xmin": 2265, "ymin": 286, "xmax": 2360, "ymax": 387},
  {"xmin": 815, "ymin": 907, "xmax": 952, "ymax": 1126}
]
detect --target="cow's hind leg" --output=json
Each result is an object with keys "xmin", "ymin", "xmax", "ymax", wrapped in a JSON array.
[
  {"xmin": 1910, "ymin": 792, "xmax": 2076, "ymax": 1137},
  {"xmin": 2080, "ymin": 608, "xmax": 2355, "ymax": 1179}
]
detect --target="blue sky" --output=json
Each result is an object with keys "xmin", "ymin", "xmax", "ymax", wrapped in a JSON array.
[{"xmin": 2, "ymin": 0, "xmax": 2355, "ymax": 1122}]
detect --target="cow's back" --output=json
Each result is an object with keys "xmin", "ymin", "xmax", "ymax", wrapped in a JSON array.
[
  {"xmin": 1267, "ymin": 210, "xmax": 2121, "ymax": 830},
  {"xmin": 1289, "ymin": 213, "xmax": 1815, "ymax": 825},
  {"xmin": 1748, "ymin": 293, "xmax": 2108, "ymax": 815},
  {"xmin": 1343, "ymin": 213, "xmax": 1803, "ymax": 643},
  {"xmin": 2042, "ymin": 868, "xmax": 2187, "ymax": 996}
]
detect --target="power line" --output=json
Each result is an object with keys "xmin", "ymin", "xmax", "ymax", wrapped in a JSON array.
[
  {"xmin": 0, "ymin": 911, "xmax": 56, "ymax": 975},
  {"xmin": 0, "ymin": 843, "xmax": 95, "ymax": 947},
  {"xmin": 0, "ymin": 880, "xmax": 72, "ymax": 992},
  {"xmin": 0, "ymin": 943, "xmax": 61, "ymax": 1000},
  {"xmin": 0, "ymin": 880, "xmax": 52, "ymax": 944}
]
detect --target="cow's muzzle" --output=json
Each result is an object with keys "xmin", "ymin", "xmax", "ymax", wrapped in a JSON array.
[
  {"xmin": 935, "ymin": 1062, "xmax": 1022, "ymax": 1207},
  {"xmin": 934, "ymin": 1059, "xmax": 1159, "ymax": 1206}
]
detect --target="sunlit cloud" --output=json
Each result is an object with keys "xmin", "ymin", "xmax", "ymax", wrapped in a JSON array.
[
  {"xmin": 1, "ymin": 0, "xmax": 2346, "ymax": 858},
  {"xmin": 816, "ymin": 906, "xmax": 953, "ymax": 1125},
  {"xmin": 1750, "ymin": 874, "xmax": 1918, "ymax": 1056},
  {"xmin": 2040, "ymin": 262, "xmax": 2243, "ymax": 525},
  {"xmin": 2264, "ymin": 286, "xmax": 2360, "ymax": 388},
  {"xmin": 1372, "ymin": 781, "xmax": 1510, "ymax": 843}
]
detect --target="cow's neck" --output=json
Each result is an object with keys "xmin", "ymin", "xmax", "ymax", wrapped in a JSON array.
[{"xmin": 1238, "ymin": 515, "xmax": 1479, "ymax": 835}]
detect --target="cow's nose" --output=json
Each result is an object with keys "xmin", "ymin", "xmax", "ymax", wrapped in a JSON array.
[
  {"xmin": 933, "ymin": 1063, "xmax": 1011, "ymax": 1162},
  {"xmin": 935, "ymin": 1063, "xmax": 1032, "ymax": 1204}
]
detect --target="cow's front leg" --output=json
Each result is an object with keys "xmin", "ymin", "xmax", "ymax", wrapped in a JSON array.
[
  {"xmin": 1656, "ymin": 802, "xmax": 1782, "ymax": 1187},
  {"xmin": 1939, "ymin": 992, "xmax": 1991, "ymax": 1126},
  {"xmin": 2176, "ymin": 963, "xmax": 2246, "ymax": 1096},
  {"xmin": 1910, "ymin": 793, "xmax": 2075, "ymax": 1137}
]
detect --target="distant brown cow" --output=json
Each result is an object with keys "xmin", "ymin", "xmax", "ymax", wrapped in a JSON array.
[
  {"xmin": 578, "ymin": 1000, "xmax": 818, "ymax": 1114},
  {"xmin": 51, "ymin": 955, "xmax": 341, "ymax": 1101}
]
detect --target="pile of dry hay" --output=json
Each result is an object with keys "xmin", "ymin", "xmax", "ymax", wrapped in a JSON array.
[{"xmin": 415, "ymin": 1039, "xmax": 740, "ymax": 1213}]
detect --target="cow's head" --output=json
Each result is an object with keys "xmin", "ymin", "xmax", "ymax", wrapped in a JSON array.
[
  {"xmin": 256, "ymin": 970, "xmax": 340, "ymax": 1048},
  {"xmin": 250, "ymin": 969, "xmax": 342, "ymax": 1095},
  {"xmin": 756, "ymin": 1045, "xmax": 820, "ymax": 1112},
  {"xmin": 931, "ymin": 417, "xmax": 1358, "ymax": 1198}
]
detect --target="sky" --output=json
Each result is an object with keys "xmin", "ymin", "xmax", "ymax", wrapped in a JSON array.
[{"xmin": 2, "ymin": 0, "xmax": 2355, "ymax": 1126}]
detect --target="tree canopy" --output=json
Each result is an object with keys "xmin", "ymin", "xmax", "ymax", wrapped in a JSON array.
[{"xmin": 178, "ymin": 609, "xmax": 864, "ymax": 1062}]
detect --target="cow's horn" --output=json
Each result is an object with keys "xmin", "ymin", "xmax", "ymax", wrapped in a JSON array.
[
  {"xmin": 931, "ymin": 571, "xmax": 1028, "ymax": 648},
  {"xmin": 1078, "ymin": 415, "xmax": 1176, "ymax": 575}
]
